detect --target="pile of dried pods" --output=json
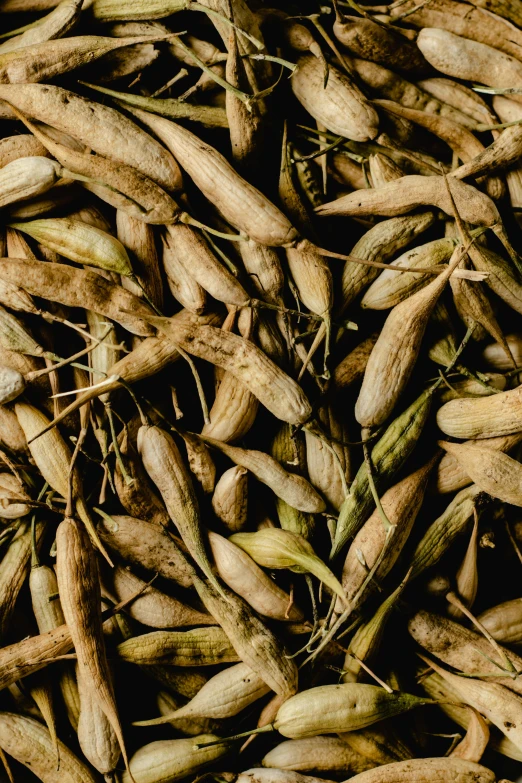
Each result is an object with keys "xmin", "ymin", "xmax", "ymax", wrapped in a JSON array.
[{"xmin": 3, "ymin": 0, "xmax": 522, "ymax": 781}]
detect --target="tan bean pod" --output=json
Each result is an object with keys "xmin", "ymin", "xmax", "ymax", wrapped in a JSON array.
[
  {"xmin": 208, "ymin": 531, "xmax": 302, "ymax": 621},
  {"xmin": 211, "ymin": 466, "xmax": 248, "ymax": 532}
]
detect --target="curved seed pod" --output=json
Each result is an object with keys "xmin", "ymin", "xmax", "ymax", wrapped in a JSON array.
[
  {"xmin": 202, "ymin": 437, "xmax": 325, "ymax": 513},
  {"xmin": 409, "ymin": 485, "xmax": 481, "ymax": 578},
  {"xmin": 272, "ymin": 684, "xmax": 431, "ymax": 738},
  {"xmin": 0, "ymin": 711, "xmax": 99, "ymax": 783},
  {"xmin": 192, "ymin": 575, "xmax": 299, "ymax": 698},
  {"xmin": 165, "ymin": 224, "xmax": 248, "ymax": 307},
  {"xmin": 436, "ymin": 432, "xmax": 522, "ymax": 493},
  {"xmin": 226, "ymin": 25, "xmax": 264, "ymax": 177},
  {"xmin": 478, "ymin": 599, "xmax": 522, "ymax": 644},
  {"xmin": 391, "ymin": 0, "xmax": 522, "ymax": 59},
  {"xmin": 356, "ymin": 247, "xmax": 463, "ymax": 428},
  {"xmin": 343, "ymin": 577, "xmax": 409, "ymax": 682},
  {"xmin": 0, "ymin": 472, "xmax": 30, "ymax": 518},
  {"xmin": 0, "ymin": 258, "xmax": 153, "ymax": 337},
  {"xmin": 417, "ymin": 28, "xmax": 522, "ymax": 102},
  {"xmin": 317, "ymin": 175, "xmax": 501, "ymax": 228},
  {"xmin": 438, "ymin": 373, "xmax": 506, "ymax": 403},
  {"xmin": 162, "ymin": 232, "xmax": 207, "ymax": 314},
  {"xmin": 291, "ymin": 55, "xmax": 379, "ymax": 142},
  {"xmin": 437, "ymin": 385, "xmax": 522, "ymax": 438},
  {"xmin": 230, "ymin": 528, "xmax": 345, "ymax": 601},
  {"xmin": 423, "ymin": 655, "xmax": 522, "ymax": 752},
  {"xmin": 0, "ymin": 33, "xmax": 170, "ymax": 84},
  {"xmin": 126, "ymin": 108, "xmax": 298, "ymax": 247},
  {"xmin": 10, "ymin": 218, "xmax": 132, "ymax": 276},
  {"xmin": 408, "ymin": 609, "xmax": 522, "ymax": 695},
  {"xmin": 0, "ymin": 519, "xmax": 44, "ymax": 639},
  {"xmin": 270, "ymin": 422, "xmax": 315, "ymax": 539},
  {"xmin": 238, "ymin": 770, "xmax": 336, "ymax": 783},
  {"xmin": 362, "ymin": 238, "xmax": 456, "ymax": 310},
  {"xmin": 340, "ymin": 724, "xmax": 413, "ymax": 765},
  {"xmin": 422, "ymin": 670, "xmax": 521, "ymax": 761},
  {"xmin": 340, "ymin": 212, "xmax": 438, "ymax": 315},
  {"xmin": 263, "ymin": 736, "xmax": 374, "ymax": 775},
  {"xmin": 0, "ymin": 83, "xmax": 182, "ymax": 190},
  {"xmin": 452, "ymin": 124, "xmax": 522, "ymax": 181},
  {"xmin": 56, "ymin": 518, "xmax": 131, "ymax": 773},
  {"xmin": 439, "ymin": 440, "xmax": 522, "ymax": 506},
  {"xmin": 77, "ymin": 665, "xmax": 120, "ymax": 777},
  {"xmin": 117, "ymin": 627, "xmax": 239, "ymax": 666},
  {"xmin": 238, "ymin": 240, "xmax": 284, "ymax": 305},
  {"xmin": 0, "ymin": 135, "xmax": 49, "ymax": 166},
  {"xmin": 0, "ymin": 157, "xmax": 63, "ymax": 208},
  {"xmin": 15, "ymin": 402, "xmax": 108, "ymax": 558},
  {"xmin": 202, "ymin": 370, "xmax": 259, "ymax": 443},
  {"xmin": 305, "ymin": 403, "xmax": 350, "ymax": 512},
  {"xmin": 138, "ymin": 425, "xmax": 223, "ymax": 595},
  {"xmin": 339, "ymin": 758, "xmax": 495, "ymax": 782},
  {"xmin": 208, "ymin": 531, "xmax": 302, "ymax": 621},
  {"xmin": 137, "ymin": 662, "xmax": 269, "ymax": 725},
  {"xmin": 465, "ymin": 243, "xmax": 522, "ymax": 317},
  {"xmin": 448, "ymin": 511, "xmax": 480, "ymax": 619},
  {"xmin": 0, "ymin": 406, "xmax": 27, "ymax": 452},
  {"xmin": 368, "ymin": 154, "xmax": 404, "ymax": 188},
  {"xmin": 333, "ymin": 15, "xmax": 426, "ymax": 73},
  {"xmin": 211, "ymin": 466, "xmax": 248, "ymax": 532},
  {"xmin": 143, "ymin": 313, "xmax": 312, "ymax": 426},
  {"xmin": 103, "ymin": 564, "xmax": 212, "ymax": 628},
  {"xmin": 117, "ymin": 211, "xmax": 164, "ymax": 309},
  {"xmin": 417, "ymin": 77, "xmax": 496, "ymax": 125},
  {"xmin": 97, "ymin": 513, "xmax": 193, "ymax": 589},
  {"xmin": 351, "ymin": 58, "xmax": 480, "ymax": 128},
  {"xmin": 0, "ymin": 305, "xmax": 43, "ymax": 356},
  {"xmin": 121, "ymin": 734, "xmax": 229, "ymax": 783},
  {"xmin": 340, "ymin": 460, "xmax": 434, "ymax": 605},
  {"xmin": 286, "ymin": 245, "xmax": 333, "ymax": 322},
  {"xmin": 0, "ymin": 0, "xmax": 83, "ymax": 54},
  {"xmin": 332, "ymin": 388, "xmax": 433, "ymax": 559},
  {"xmin": 332, "ymin": 335, "xmax": 379, "ymax": 394}
]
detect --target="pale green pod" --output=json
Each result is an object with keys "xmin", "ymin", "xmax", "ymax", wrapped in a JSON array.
[
  {"xmin": 273, "ymin": 684, "xmax": 431, "ymax": 738},
  {"xmin": 10, "ymin": 218, "xmax": 133, "ymax": 276},
  {"xmin": 332, "ymin": 388, "xmax": 433, "ymax": 560},
  {"xmin": 0, "ymin": 156, "xmax": 62, "ymax": 208},
  {"xmin": 409, "ymin": 485, "xmax": 482, "ymax": 578},
  {"xmin": 135, "ymin": 662, "xmax": 269, "ymax": 725},
  {"xmin": 262, "ymin": 736, "xmax": 374, "ymax": 776},
  {"xmin": 121, "ymin": 734, "xmax": 229, "ymax": 783},
  {"xmin": 230, "ymin": 528, "xmax": 346, "ymax": 603}
]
